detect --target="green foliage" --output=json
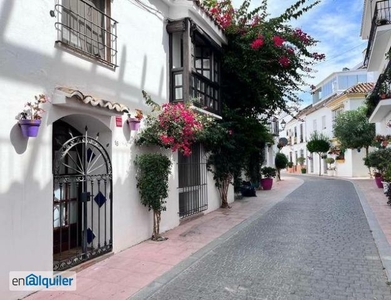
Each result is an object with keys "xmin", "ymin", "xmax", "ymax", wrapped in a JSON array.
[
  {"xmin": 198, "ymin": 0, "xmax": 323, "ymax": 200},
  {"xmin": 325, "ymin": 157, "xmax": 335, "ymax": 165},
  {"xmin": 274, "ymin": 152, "xmax": 288, "ymax": 180},
  {"xmin": 199, "ymin": 115, "xmax": 272, "ymax": 206},
  {"xmin": 365, "ymin": 93, "xmax": 380, "ymax": 118},
  {"xmin": 307, "ymin": 131, "xmax": 330, "ymax": 176},
  {"xmin": 134, "ymin": 153, "xmax": 172, "ymax": 211},
  {"xmin": 307, "ymin": 131, "xmax": 331, "ymax": 154},
  {"xmin": 202, "ymin": 0, "xmax": 324, "ymax": 116},
  {"xmin": 383, "ymin": 164, "xmax": 391, "ymax": 182},
  {"xmin": 297, "ymin": 156, "xmax": 306, "ymax": 165},
  {"xmin": 275, "ymin": 153, "xmax": 289, "ymax": 169},
  {"xmin": 365, "ymin": 148, "xmax": 391, "ymax": 176},
  {"xmin": 287, "ymin": 161, "xmax": 294, "ymax": 168},
  {"xmin": 261, "ymin": 166, "xmax": 277, "ymax": 178},
  {"xmin": 333, "ymin": 107, "xmax": 376, "ymax": 150}
]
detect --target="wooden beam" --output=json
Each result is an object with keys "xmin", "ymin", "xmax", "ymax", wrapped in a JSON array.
[{"xmin": 166, "ymin": 20, "xmax": 186, "ymax": 33}]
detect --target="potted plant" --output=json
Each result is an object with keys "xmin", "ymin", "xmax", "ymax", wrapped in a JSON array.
[
  {"xmin": 15, "ymin": 94, "xmax": 47, "ymax": 137},
  {"xmin": 301, "ymin": 166, "xmax": 307, "ymax": 174},
  {"xmin": 365, "ymin": 148, "xmax": 391, "ymax": 188},
  {"xmin": 260, "ymin": 166, "xmax": 277, "ymax": 190},
  {"xmin": 382, "ymin": 164, "xmax": 391, "ymax": 195},
  {"xmin": 325, "ymin": 157, "xmax": 335, "ymax": 176},
  {"xmin": 128, "ymin": 109, "xmax": 143, "ymax": 131},
  {"xmin": 287, "ymin": 161, "xmax": 294, "ymax": 173},
  {"xmin": 297, "ymin": 156, "xmax": 306, "ymax": 166},
  {"xmin": 297, "ymin": 156, "xmax": 305, "ymax": 173}
]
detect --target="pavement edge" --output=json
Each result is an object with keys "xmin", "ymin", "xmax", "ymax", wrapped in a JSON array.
[{"xmin": 351, "ymin": 180, "xmax": 391, "ymax": 282}]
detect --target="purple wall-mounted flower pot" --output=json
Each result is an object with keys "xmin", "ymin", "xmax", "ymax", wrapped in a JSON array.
[
  {"xmin": 19, "ymin": 119, "xmax": 41, "ymax": 137},
  {"xmin": 128, "ymin": 118, "xmax": 140, "ymax": 131}
]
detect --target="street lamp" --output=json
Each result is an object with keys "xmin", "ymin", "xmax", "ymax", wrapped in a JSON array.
[{"xmin": 280, "ymin": 119, "xmax": 286, "ymax": 131}]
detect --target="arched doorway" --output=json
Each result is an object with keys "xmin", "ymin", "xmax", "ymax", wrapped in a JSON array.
[{"xmin": 52, "ymin": 119, "xmax": 113, "ymax": 271}]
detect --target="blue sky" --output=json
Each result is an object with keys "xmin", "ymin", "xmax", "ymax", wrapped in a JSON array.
[{"xmin": 232, "ymin": 0, "xmax": 366, "ymax": 106}]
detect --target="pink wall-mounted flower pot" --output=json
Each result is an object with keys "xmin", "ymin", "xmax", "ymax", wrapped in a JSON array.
[{"xmin": 260, "ymin": 178, "xmax": 273, "ymax": 190}]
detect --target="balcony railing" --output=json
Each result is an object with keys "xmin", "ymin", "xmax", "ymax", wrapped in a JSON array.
[
  {"xmin": 364, "ymin": 0, "xmax": 391, "ymax": 67},
  {"xmin": 54, "ymin": 0, "xmax": 118, "ymax": 68},
  {"xmin": 366, "ymin": 58, "xmax": 391, "ymax": 116}
]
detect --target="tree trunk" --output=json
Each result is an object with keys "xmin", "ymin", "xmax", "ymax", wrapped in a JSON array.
[
  {"xmin": 219, "ymin": 175, "xmax": 232, "ymax": 208},
  {"xmin": 365, "ymin": 146, "xmax": 372, "ymax": 178},
  {"xmin": 318, "ymin": 153, "xmax": 322, "ymax": 176},
  {"xmin": 152, "ymin": 209, "xmax": 165, "ymax": 241},
  {"xmin": 277, "ymin": 169, "xmax": 281, "ymax": 181}
]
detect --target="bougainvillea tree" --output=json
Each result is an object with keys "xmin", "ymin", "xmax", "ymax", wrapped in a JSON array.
[
  {"xmin": 203, "ymin": 0, "xmax": 324, "ymax": 117},
  {"xmin": 197, "ymin": 0, "xmax": 325, "ymax": 205}
]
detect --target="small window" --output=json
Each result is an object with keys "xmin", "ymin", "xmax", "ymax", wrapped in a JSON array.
[
  {"xmin": 55, "ymin": 0, "xmax": 118, "ymax": 67},
  {"xmin": 195, "ymin": 46, "xmax": 211, "ymax": 80}
]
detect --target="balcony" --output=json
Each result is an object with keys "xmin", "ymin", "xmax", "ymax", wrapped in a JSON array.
[
  {"xmin": 364, "ymin": 0, "xmax": 391, "ymax": 71},
  {"xmin": 54, "ymin": 0, "xmax": 118, "ymax": 68},
  {"xmin": 368, "ymin": 59, "xmax": 391, "ymax": 122}
]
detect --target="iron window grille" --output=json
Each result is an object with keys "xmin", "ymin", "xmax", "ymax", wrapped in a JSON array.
[
  {"xmin": 178, "ymin": 144, "xmax": 208, "ymax": 218},
  {"xmin": 54, "ymin": 0, "xmax": 118, "ymax": 68}
]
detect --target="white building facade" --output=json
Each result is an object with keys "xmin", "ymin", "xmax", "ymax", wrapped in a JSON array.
[
  {"xmin": 0, "ymin": 1, "xmax": 230, "ymax": 299},
  {"xmin": 361, "ymin": 0, "xmax": 391, "ymax": 136},
  {"xmin": 279, "ymin": 67, "xmax": 372, "ymax": 177}
]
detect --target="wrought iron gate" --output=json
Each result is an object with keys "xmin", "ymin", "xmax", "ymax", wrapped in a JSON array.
[
  {"xmin": 53, "ymin": 126, "xmax": 113, "ymax": 271},
  {"xmin": 178, "ymin": 144, "xmax": 208, "ymax": 218}
]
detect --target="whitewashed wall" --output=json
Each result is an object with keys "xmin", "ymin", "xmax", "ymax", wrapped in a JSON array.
[{"xmin": 0, "ymin": 1, "xmax": 225, "ymax": 299}]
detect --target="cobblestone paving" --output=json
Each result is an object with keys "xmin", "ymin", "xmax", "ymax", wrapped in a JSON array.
[{"xmin": 144, "ymin": 178, "xmax": 391, "ymax": 300}]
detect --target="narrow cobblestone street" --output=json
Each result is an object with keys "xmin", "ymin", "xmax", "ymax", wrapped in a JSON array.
[{"xmin": 136, "ymin": 177, "xmax": 391, "ymax": 300}]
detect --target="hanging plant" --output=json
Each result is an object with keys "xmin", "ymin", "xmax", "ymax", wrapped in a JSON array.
[{"xmin": 15, "ymin": 94, "xmax": 48, "ymax": 137}]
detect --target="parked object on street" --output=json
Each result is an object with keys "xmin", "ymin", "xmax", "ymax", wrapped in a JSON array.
[{"xmin": 240, "ymin": 181, "xmax": 256, "ymax": 197}]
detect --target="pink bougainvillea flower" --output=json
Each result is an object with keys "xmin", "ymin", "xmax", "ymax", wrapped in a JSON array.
[
  {"xmin": 279, "ymin": 56, "xmax": 290, "ymax": 67},
  {"xmin": 273, "ymin": 36, "xmax": 285, "ymax": 47},
  {"xmin": 251, "ymin": 37, "xmax": 264, "ymax": 50},
  {"xmin": 286, "ymin": 47, "xmax": 295, "ymax": 55},
  {"xmin": 293, "ymin": 28, "xmax": 311, "ymax": 45},
  {"xmin": 210, "ymin": 7, "xmax": 219, "ymax": 14},
  {"xmin": 312, "ymin": 52, "xmax": 326, "ymax": 61}
]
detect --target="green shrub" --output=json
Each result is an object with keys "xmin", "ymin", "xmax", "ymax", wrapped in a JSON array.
[
  {"xmin": 365, "ymin": 148, "xmax": 391, "ymax": 176},
  {"xmin": 325, "ymin": 157, "xmax": 335, "ymax": 165},
  {"xmin": 134, "ymin": 153, "xmax": 172, "ymax": 240},
  {"xmin": 275, "ymin": 152, "xmax": 288, "ymax": 180},
  {"xmin": 297, "ymin": 156, "xmax": 306, "ymax": 166},
  {"xmin": 261, "ymin": 166, "xmax": 277, "ymax": 178}
]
